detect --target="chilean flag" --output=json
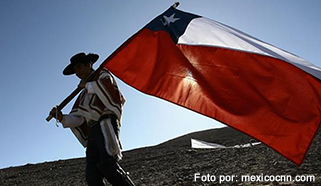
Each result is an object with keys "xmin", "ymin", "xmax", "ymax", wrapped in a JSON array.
[{"xmin": 102, "ymin": 5, "xmax": 321, "ymax": 165}]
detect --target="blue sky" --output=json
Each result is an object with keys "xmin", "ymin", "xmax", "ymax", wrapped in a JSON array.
[{"xmin": 0, "ymin": 0, "xmax": 320, "ymax": 169}]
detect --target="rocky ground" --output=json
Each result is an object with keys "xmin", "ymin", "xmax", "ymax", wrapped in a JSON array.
[{"xmin": 0, "ymin": 127, "xmax": 320, "ymax": 186}]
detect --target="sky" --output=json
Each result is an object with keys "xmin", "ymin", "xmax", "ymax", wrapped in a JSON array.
[{"xmin": 0, "ymin": 0, "xmax": 320, "ymax": 169}]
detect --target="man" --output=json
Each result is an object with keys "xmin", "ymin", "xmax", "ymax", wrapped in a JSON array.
[{"xmin": 50, "ymin": 52, "xmax": 135, "ymax": 186}]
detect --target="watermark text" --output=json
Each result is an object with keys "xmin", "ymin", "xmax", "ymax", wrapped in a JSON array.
[{"xmin": 194, "ymin": 173, "xmax": 315, "ymax": 184}]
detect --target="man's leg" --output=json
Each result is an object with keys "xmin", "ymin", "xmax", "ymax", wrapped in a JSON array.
[
  {"xmin": 86, "ymin": 125, "xmax": 105, "ymax": 186},
  {"xmin": 86, "ymin": 161, "xmax": 105, "ymax": 186},
  {"xmin": 97, "ymin": 157, "xmax": 135, "ymax": 186},
  {"xmin": 97, "ymin": 117, "xmax": 135, "ymax": 186}
]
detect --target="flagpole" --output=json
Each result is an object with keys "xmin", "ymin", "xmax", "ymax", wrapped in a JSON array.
[
  {"xmin": 46, "ymin": 2, "xmax": 180, "ymax": 122},
  {"xmin": 172, "ymin": 2, "xmax": 180, "ymax": 8}
]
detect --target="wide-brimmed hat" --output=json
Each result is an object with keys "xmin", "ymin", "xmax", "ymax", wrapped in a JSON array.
[{"xmin": 63, "ymin": 52, "xmax": 99, "ymax": 75}]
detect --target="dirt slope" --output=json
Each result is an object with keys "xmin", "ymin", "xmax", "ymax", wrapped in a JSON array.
[{"xmin": 1, "ymin": 127, "xmax": 320, "ymax": 186}]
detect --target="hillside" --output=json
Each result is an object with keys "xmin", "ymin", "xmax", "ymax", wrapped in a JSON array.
[{"xmin": 1, "ymin": 127, "xmax": 320, "ymax": 185}]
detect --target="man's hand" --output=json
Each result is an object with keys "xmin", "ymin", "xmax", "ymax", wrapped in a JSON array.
[{"xmin": 50, "ymin": 107, "xmax": 63, "ymax": 122}]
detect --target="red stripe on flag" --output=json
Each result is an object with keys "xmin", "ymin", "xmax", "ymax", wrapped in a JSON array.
[
  {"xmin": 104, "ymin": 28, "xmax": 321, "ymax": 165},
  {"xmin": 177, "ymin": 44, "xmax": 321, "ymax": 165}
]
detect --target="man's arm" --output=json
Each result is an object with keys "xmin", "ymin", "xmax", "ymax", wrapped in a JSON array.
[
  {"xmin": 61, "ymin": 115, "xmax": 85, "ymax": 128},
  {"xmin": 50, "ymin": 107, "xmax": 85, "ymax": 128}
]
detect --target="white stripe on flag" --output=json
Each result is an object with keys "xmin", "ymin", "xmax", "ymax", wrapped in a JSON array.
[{"xmin": 178, "ymin": 17, "xmax": 321, "ymax": 79}]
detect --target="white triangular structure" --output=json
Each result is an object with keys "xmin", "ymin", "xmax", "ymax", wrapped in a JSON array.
[
  {"xmin": 191, "ymin": 139, "xmax": 227, "ymax": 149},
  {"xmin": 191, "ymin": 139, "xmax": 261, "ymax": 149}
]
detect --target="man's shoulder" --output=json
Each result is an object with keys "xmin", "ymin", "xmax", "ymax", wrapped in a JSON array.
[
  {"xmin": 99, "ymin": 67, "xmax": 113, "ymax": 79},
  {"xmin": 91, "ymin": 67, "xmax": 111, "ymax": 80},
  {"xmin": 99, "ymin": 67, "xmax": 111, "ymax": 75}
]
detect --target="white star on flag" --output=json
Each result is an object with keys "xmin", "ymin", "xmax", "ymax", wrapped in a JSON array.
[{"xmin": 162, "ymin": 13, "xmax": 180, "ymax": 26}]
